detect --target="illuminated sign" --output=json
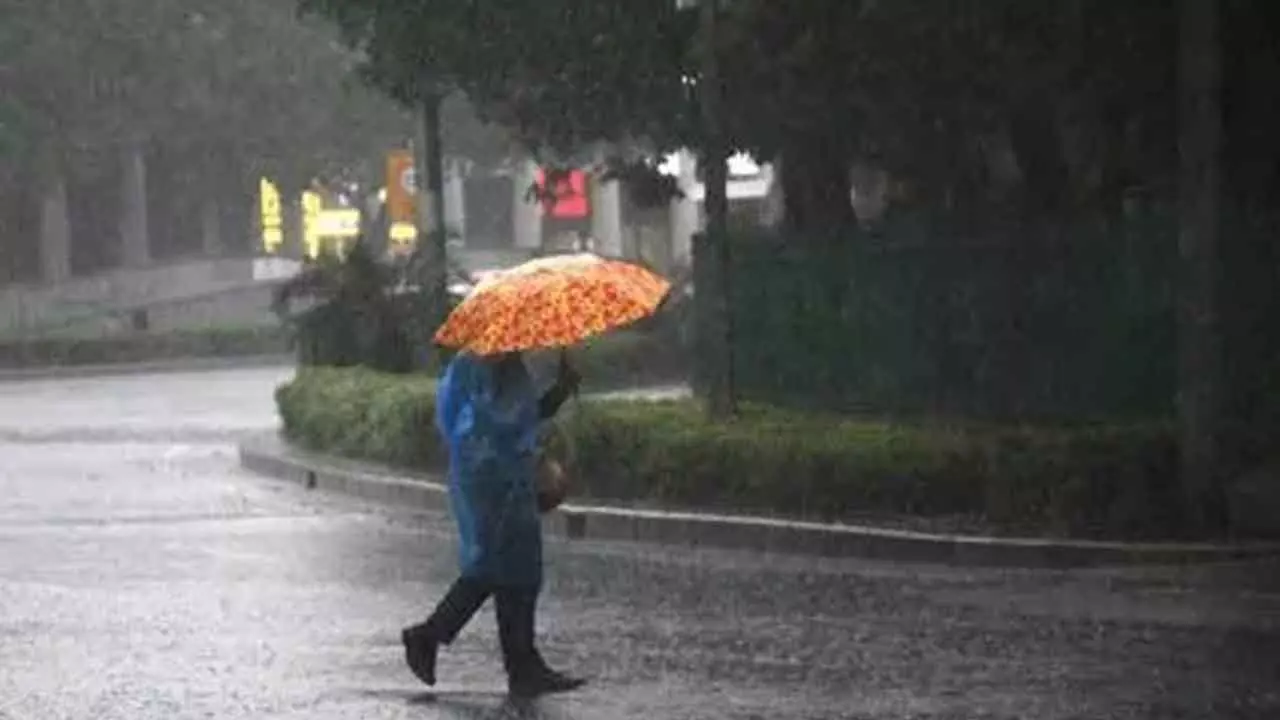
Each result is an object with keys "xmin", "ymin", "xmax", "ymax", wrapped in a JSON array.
[
  {"xmin": 315, "ymin": 208, "xmax": 361, "ymax": 239},
  {"xmin": 301, "ymin": 190, "xmax": 325, "ymax": 259},
  {"xmin": 535, "ymin": 168, "xmax": 590, "ymax": 220},
  {"xmin": 259, "ymin": 178, "xmax": 283, "ymax": 253}
]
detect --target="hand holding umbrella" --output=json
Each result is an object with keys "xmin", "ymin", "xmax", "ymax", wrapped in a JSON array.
[{"xmin": 537, "ymin": 351, "xmax": 581, "ymax": 421}]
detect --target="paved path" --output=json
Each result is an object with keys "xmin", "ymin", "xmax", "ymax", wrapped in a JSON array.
[{"xmin": 1, "ymin": 368, "xmax": 1279, "ymax": 719}]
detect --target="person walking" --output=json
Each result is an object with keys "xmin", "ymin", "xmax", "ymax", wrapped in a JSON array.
[{"xmin": 401, "ymin": 350, "xmax": 586, "ymax": 697}]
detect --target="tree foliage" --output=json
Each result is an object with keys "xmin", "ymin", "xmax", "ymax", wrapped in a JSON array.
[
  {"xmin": 0, "ymin": 0, "xmax": 411, "ymax": 190},
  {"xmin": 302, "ymin": 0, "xmax": 697, "ymax": 161},
  {"xmin": 716, "ymin": 0, "xmax": 1181, "ymax": 233},
  {"xmin": 298, "ymin": 0, "xmax": 1198, "ymax": 235}
]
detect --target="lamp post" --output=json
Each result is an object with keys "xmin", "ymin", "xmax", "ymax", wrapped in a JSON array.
[{"xmin": 679, "ymin": 0, "xmax": 736, "ymax": 419}]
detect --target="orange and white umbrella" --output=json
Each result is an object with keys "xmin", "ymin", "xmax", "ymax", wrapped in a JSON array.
[{"xmin": 433, "ymin": 253, "xmax": 671, "ymax": 356}]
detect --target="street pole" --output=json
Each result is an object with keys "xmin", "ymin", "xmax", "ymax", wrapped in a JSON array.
[
  {"xmin": 416, "ymin": 89, "xmax": 449, "ymax": 367},
  {"xmin": 695, "ymin": 0, "xmax": 736, "ymax": 419}
]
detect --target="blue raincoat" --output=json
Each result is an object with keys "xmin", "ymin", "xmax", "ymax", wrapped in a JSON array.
[{"xmin": 435, "ymin": 353, "xmax": 544, "ymax": 588}]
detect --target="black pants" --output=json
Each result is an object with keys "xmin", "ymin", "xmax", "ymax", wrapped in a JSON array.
[{"xmin": 413, "ymin": 577, "xmax": 543, "ymax": 676}]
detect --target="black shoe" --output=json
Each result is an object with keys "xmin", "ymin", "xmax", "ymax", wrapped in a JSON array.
[
  {"xmin": 508, "ymin": 665, "xmax": 586, "ymax": 698},
  {"xmin": 401, "ymin": 627, "xmax": 439, "ymax": 687}
]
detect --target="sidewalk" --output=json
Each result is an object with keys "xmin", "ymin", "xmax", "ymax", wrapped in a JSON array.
[{"xmin": 238, "ymin": 432, "xmax": 1280, "ymax": 569}]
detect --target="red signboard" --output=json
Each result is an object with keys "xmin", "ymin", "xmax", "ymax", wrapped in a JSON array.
[{"xmin": 535, "ymin": 168, "xmax": 590, "ymax": 219}]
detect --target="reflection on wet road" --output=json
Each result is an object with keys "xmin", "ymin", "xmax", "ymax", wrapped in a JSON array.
[{"xmin": 1, "ymin": 368, "xmax": 1278, "ymax": 719}]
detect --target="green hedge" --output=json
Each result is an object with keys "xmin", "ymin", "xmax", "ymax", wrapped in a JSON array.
[
  {"xmin": 719, "ymin": 223, "xmax": 1178, "ymax": 422},
  {"xmin": 277, "ymin": 367, "xmax": 1195, "ymax": 541},
  {"xmin": 0, "ymin": 326, "xmax": 290, "ymax": 368}
]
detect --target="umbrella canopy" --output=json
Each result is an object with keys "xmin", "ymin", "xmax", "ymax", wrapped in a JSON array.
[{"xmin": 433, "ymin": 253, "xmax": 671, "ymax": 356}]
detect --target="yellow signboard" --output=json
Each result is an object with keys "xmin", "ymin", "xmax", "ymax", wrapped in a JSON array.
[
  {"xmin": 260, "ymin": 179, "xmax": 362, "ymax": 258},
  {"xmin": 301, "ymin": 195, "xmax": 363, "ymax": 259},
  {"xmin": 316, "ymin": 208, "xmax": 361, "ymax": 239},
  {"xmin": 301, "ymin": 190, "xmax": 324, "ymax": 259},
  {"xmin": 389, "ymin": 222, "xmax": 418, "ymax": 243},
  {"xmin": 319, "ymin": 208, "xmax": 361, "ymax": 258},
  {"xmin": 259, "ymin": 178, "xmax": 283, "ymax": 253}
]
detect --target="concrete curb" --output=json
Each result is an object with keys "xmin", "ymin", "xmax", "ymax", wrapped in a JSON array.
[
  {"xmin": 237, "ymin": 433, "xmax": 1280, "ymax": 569},
  {"xmin": 0, "ymin": 354, "xmax": 292, "ymax": 383}
]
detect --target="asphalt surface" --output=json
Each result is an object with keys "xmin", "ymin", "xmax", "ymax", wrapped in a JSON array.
[{"xmin": 2, "ymin": 367, "xmax": 1280, "ymax": 719}]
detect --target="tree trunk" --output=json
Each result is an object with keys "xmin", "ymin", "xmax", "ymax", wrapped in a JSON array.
[
  {"xmin": 778, "ymin": 133, "xmax": 856, "ymax": 239},
  {"xmin": 1177, "ymin": 0, "xmax": 1226, "ymax": 531},
  {"xmin": 1008, "ymin": 94, "xmax": 1070, "ymax": 226},
  {"xmin": 282, "ymin": 191, "xmax": 305, "ymax": 261},
  {"xmin": 200, "ymin": 195, "xmax": 223, "ymax": 258},
  {"xmin": 39, "ymin": 168, "xmax": 72, "ymax": 285},
  {"xmin": 698, "ymin": 0, "xmax": 735, "ymax": 420},
  {"xmin": 416, "ymin": 90, "xmax": 450, "ymax": 368},
  {"xmin": 1096, "ymin": 101, "xmax": 1131, "ymax": 232},
  {"xmin": 118, "ymin": 141, "xmax": 151, "ymax": 268},
  {"xmin": 1219, "ymin": 0, "xmax": 1280, "ymax": 472}
]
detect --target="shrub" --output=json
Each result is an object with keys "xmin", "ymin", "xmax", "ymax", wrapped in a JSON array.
[
  {"xmin": 273, "ymin": 241, "xmax": 419, "ymax": 373},
  {"xmin": 276, "ymin": 367, "xmax": 442, "ymax": 469},
  {"xmin": 277, "ymin": 367, "xmax": 1190, "ymax": 540}
]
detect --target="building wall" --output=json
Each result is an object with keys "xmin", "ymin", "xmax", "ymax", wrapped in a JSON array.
[
  {"xmin": 0, "ymin": 257, "xmax": 261, "ymax": 336},
  {"xmin": 462, "ymin": 175, "xmax": 515, "ymax": 250}
]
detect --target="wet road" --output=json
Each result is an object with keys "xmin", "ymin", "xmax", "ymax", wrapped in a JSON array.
[{"xmin": 2, "ymin": 367, "xmax": 1280, "ymax": 719}]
